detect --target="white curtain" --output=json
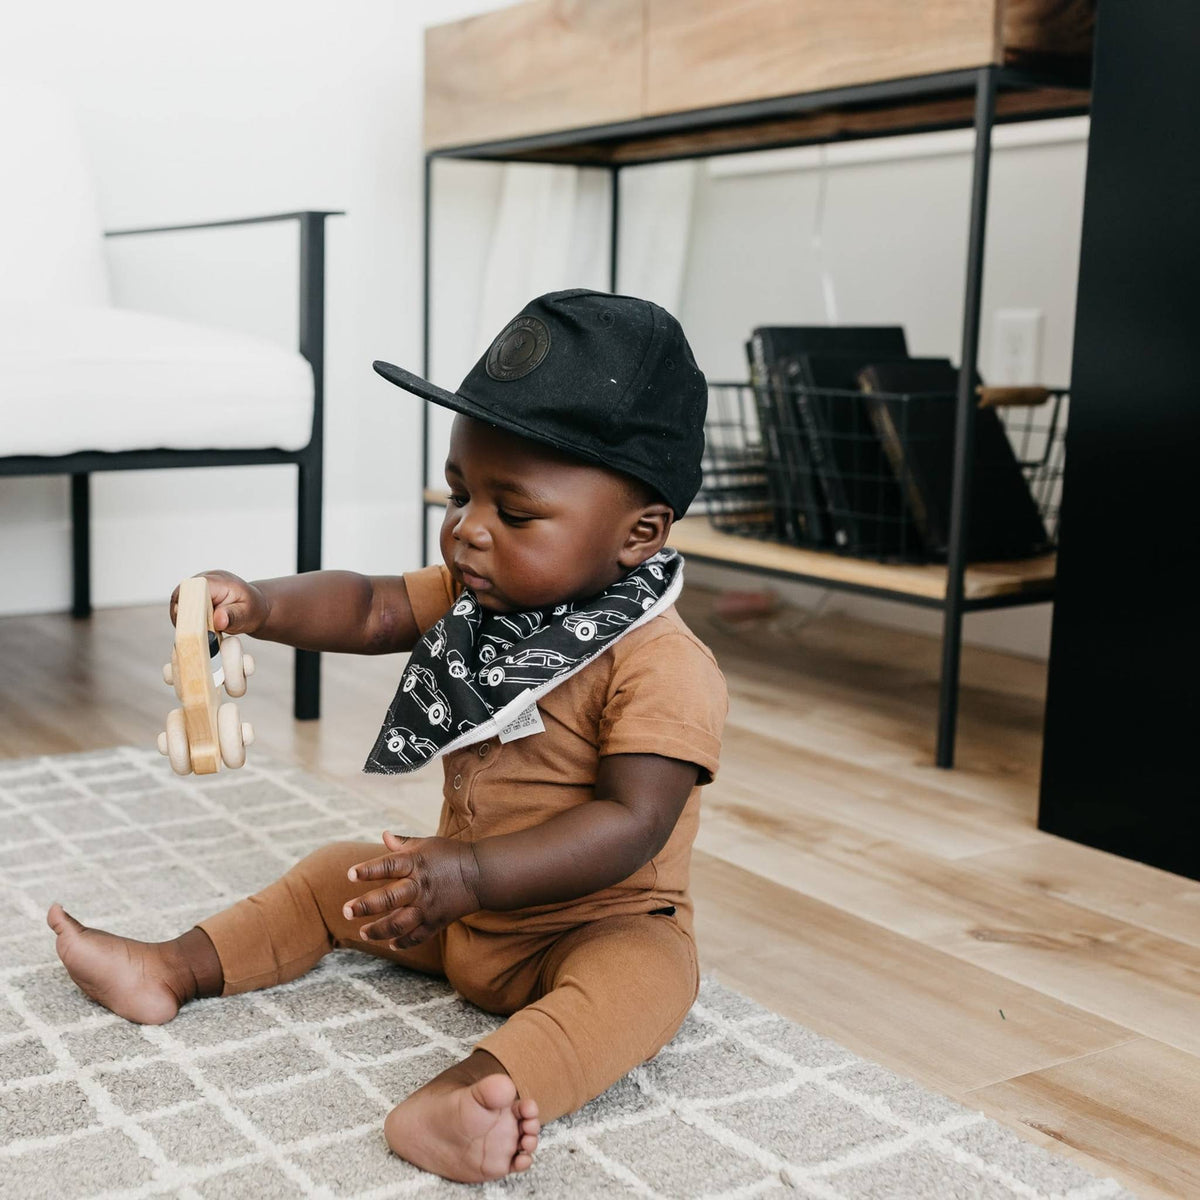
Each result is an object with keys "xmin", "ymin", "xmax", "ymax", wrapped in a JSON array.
[
  {"xmin": 425, "ymin": 159, "xmax": 699, "ymax": 561},
  {"xmin": 473, "ymin": 160, "xmax": 699, "ymax": 353}
]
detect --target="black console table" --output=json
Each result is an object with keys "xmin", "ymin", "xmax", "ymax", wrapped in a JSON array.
[{"xmin": 1039, "ymin": 0, "xmax": 1200, "ymax": 879}]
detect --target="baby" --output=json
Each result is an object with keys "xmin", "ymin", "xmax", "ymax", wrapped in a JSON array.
[{"xmin": 47, "ymin": 288, "xmax": 727, "ymax": 1183}]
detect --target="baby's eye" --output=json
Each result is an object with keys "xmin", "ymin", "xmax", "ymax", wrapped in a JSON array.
[
  {"xmin": 497, "ymin": 509, "xmax": 534, "ymax": 526},
  {"xmin": 448, "ymin": 493, "xmax": 468, "ymax": 508}
]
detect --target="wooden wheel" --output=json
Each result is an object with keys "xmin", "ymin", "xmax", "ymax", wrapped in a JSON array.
[
  {"xmin": 156, "ymin": 707, "xmax": 192, "ymax": 776},
  {"xmin": 162, "ymin": 653, "xmax": 183, "ymax": 700},
  {"xmin": 217, "ymin": 702, "xmax": 255, "ymax": 769},
  {"xmin": 220, "ymin": 636, "xmax": 255, "ymax": 698}
]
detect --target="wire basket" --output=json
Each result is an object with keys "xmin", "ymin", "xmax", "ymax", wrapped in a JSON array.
[{"xmin": 698, "ymin": 379, "xmax": 1066, "ymax": 564}]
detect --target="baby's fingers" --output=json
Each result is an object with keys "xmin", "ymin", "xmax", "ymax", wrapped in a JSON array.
[
  {"xmin": 204, "ymin": 579, "xmax": 246, "ymax": 633},
  {"xmin": 211, "ymin": 602, "xmax": 240, "ymax": 633},
  {"xmin": 388, "ymin": 924, "xmax": 435, "ymax": 950},
  {"xmin": 358, "ymin": 906, "xmax": 422, "ymax": 944},
  {"xmin": 347, "ymin": 847, "xmax": 415, "ymax": 883},
  {"xmin": 343, "ymin": 878, "xmax": 418, "ymax": 920}
]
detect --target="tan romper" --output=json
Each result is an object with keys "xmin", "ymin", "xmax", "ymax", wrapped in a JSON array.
[{"xmin": 199, "ymin": 565, "xmax": 728, "ymax": 1121}]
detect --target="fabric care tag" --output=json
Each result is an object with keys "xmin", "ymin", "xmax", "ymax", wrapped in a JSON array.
[{"xmin": 497, "ymin": 699, "xmax": 545, "ymax": 744}]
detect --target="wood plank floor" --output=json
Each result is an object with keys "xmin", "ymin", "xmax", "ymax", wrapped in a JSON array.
[{"xmin": 2, "ymin": 590, "xmax": 1197, "ymax": 1198}]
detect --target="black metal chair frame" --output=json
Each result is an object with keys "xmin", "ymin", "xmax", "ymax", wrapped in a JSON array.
[{"xmin": 0, "ymin": 209, "xmax": 342, "ymax": 720}]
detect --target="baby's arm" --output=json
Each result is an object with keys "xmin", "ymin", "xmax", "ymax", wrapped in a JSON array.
[
  {"xmin": 345, "ymin": 753, "xmax": 699, "ymax": 947},
  {"xmin": 473, "ymin": 753, "xmax": 698, "ymax": 908},
  {"xmin": 170, "ymin": 570, "xmax": 421, "ymax": 655}
]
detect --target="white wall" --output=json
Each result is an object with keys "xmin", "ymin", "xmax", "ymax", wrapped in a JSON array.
[
  {"xmin": 0, "ymin": 0, "xmax": 511, "ymax": 616},
  {"xmin": 1, "ymin": 1, "xmax": 1088, "ymax": 664}
]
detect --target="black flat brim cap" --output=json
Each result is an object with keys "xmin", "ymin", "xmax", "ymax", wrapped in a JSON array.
[
  {"xmin": 371, "ymin": 359, "xmax": 603, "ymax": 467},
  {"xmin": 373, "ymin": 289, "xmax": 707, "ymax": 515}
]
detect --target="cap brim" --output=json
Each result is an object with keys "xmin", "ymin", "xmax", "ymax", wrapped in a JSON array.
[
  {"xmin": 372, "ymin": 360, "xmax": 470, "ymax": 410},
  {"xmin": 374, "ymin": 358, "xmax": 586, "ymax": 459},
  {"xmin": 373, "ymin": 358, "xmax": 542, "ymax": 441},
  {"xmin": 373, "ymin": 359, "xmax": 679, "ymax": 507}
]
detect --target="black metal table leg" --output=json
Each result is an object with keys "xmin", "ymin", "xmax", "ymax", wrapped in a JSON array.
[
  {"xmin": 609, "ymin": 165, "xmax": 621, "ymax": 293},
  {"xmin": 936, "ymin": 65, "xmax": 997, "ymax": 768},
  {"xmin": 70, "ymin": 472, "xmax": 91, "ymax": 618},
  {"xmin": 294, "ymin": 213, "xmax": 327, "ymax": 720},
  {"xmin": 294, "ymin": 455, "xmax": 322, "ymax": 721},
  {"xmin": 421, "ymin": 154, "xmax": 433, "ymax": 567}
]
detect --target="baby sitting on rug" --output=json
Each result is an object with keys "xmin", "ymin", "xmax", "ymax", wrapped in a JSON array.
[{"xmin": 47, "ymin": 289, "xmax": 727, "ymax": 1184}]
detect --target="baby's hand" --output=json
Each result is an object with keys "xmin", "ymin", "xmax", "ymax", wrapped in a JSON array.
[
  {"xmin": 344, "ymin": 832, "xmax": 481, "ymax": 949},
  {"xmin": 170, "ymin": 571, "xmax": 269, "ymax": 635}
]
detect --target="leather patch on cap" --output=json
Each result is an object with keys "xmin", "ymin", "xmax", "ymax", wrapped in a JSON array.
[{"xmin": 485, "ymin": 316, "xmax": 551, "ymax": 381}]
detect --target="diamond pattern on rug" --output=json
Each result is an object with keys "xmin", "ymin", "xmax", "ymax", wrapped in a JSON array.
[{"xmin": 0, "ymin": 748, "xmax": 1138, "ymax": 1198}]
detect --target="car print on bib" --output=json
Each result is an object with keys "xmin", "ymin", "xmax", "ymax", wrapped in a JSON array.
[
  {"xmin": 478, "ymin": 633, "xmax": 513, "ymax": 665},
  {"xmin": 481, "ymin": 647, "xmax": 576, "ymax": 688},
  {"xmin": 427, "ymin": 619, "xmax": 447, "ymax": 659},
  {"xmin": 612, "ymin": 573, "xmax": 660, "ymax": 611},
  {"xmin": 495, "ymin": 611, "xmax": 545, "ymax": 639},
  {"xmin": 383, "ymin": 726, "xmax": 439, "ymax": 764},
  {"xmin": 400, "ymin": 664, "xmax": 452, "ymax": 728},
  {"xmin": 562, "ymin": 608, "xmax": 634, "ymax": 642}
]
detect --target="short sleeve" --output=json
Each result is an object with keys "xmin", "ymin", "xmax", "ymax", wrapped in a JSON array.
[
  {"xmin": 598, "ymin": 631, "xmax": 727, "ymax": 784},
  {"xmin": 402, "ymin": 564, "xmax": 458, "ymax": 635}
]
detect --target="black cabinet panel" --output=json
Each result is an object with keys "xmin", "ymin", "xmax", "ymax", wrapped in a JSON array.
[{"xmin": 1039, "ymin": 0, "xmax": 1200, "ymax": 877}]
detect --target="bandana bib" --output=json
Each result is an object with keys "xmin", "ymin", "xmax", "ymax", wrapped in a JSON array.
[{"xmin": 363, "ymin": 549, "xmax": 684, "ymax": 774}]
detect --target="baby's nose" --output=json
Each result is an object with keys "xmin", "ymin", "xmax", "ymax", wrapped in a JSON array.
[{"xmin": 453, "ymin": 510, "xmax": 491, "ymax": 549}]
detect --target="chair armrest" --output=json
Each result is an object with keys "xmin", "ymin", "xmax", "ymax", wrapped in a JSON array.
[
  {"xmin": 104, "ymin": 210, "xmax": 343, "ymax": 461},
  {"xmin": 104, "ymin": 210, "xmax": 344, "ymax": 238}
]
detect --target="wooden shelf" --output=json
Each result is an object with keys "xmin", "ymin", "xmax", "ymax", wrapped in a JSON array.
[
  {"xmin": 422, "ymin": 492, "xmax": 1055, "ymax": 607},
  {"xmin": 668, "ymin": 518, "xmax": 1055, "ymax": 605},
  {"xmin": 425, "ymin": 0, "xmax": 1092, "ymax": 162},
  {"xmin": 429, "ymin": 78, "xmax": 1088, "ymax": 166}
]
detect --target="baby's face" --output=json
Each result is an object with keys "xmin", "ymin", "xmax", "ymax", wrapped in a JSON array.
[{"xmin": 440, "ymin": 415, "xmax": 665, "ymax": 613}]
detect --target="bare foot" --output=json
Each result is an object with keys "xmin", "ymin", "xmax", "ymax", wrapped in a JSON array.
[
  {"xmin": 46, "ymin": 903, "xmax": 187, "ymax": 1025},
  {"xmin": 384, "ymin": 1072, "xmax": 540, "ymax": 1182}
]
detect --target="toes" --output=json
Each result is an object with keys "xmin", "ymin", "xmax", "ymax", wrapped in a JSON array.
[
  {"xmin": 516, "ymin": 1097, "xmax": 539, "ymax": 1123},
  {"xmin": 46, "ymin": 903, "xmax": 82, "ymax": 936},
  {"xmin": 511, "ymin": 1153, "xmax": 533, "ymax": 1173},
  {"xmin": 519, "ymin": 1132, "xmax": 538, "ymax": 1154}
]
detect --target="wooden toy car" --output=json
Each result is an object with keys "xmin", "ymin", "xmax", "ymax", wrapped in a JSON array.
[{"xmin": 157, "ymin": 577, "xmax": 256, "ymax": 775}]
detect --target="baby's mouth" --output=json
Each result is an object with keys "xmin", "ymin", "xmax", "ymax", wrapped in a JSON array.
[{"xmin": 457, "ymin": 565, "xmax": 492, "ymax": 591}]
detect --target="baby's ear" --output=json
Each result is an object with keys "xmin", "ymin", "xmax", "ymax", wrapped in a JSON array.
[{"xmin": 618, "ymin": 504, "xmax": 673, "ymax": 567}]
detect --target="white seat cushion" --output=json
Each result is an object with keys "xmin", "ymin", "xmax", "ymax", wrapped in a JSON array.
[{"xmin": 0, "ymin": 305, "xmax": 314, "ymax": 457}]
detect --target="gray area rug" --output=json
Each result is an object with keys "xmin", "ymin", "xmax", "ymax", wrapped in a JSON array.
[{"xmin": 0, "ymin": 748, "xmax": 1136, "ymax": 1199}]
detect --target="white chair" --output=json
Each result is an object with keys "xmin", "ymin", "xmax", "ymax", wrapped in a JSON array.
[{"xmin": 0, "ymin": 81, "xmax": 339, "ymax": 718}]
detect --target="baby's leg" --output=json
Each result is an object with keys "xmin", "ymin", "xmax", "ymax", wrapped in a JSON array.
[
  {"xmin": 476, "ymin": 911, "xmax": 698, "ymax": 1124},
  {"xmin": 381, "ymin": 911, "xmax": 696, "ymax": 1181},
  {"xmin": 380, "ymin": 920, "xmax": 553, "ymax": 1181},
  {"xmin": 49, "ymin": 841, "xmax": 442, "ymax": 1024},
  {"xmin": 196, "ymin": 841, "xmax": 443, "ymax": 994}
]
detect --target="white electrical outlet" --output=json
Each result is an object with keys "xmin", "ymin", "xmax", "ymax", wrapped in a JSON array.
[{"xmin": 992, "ymin": 309, "xmax": 1043, "ymax": 385}]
